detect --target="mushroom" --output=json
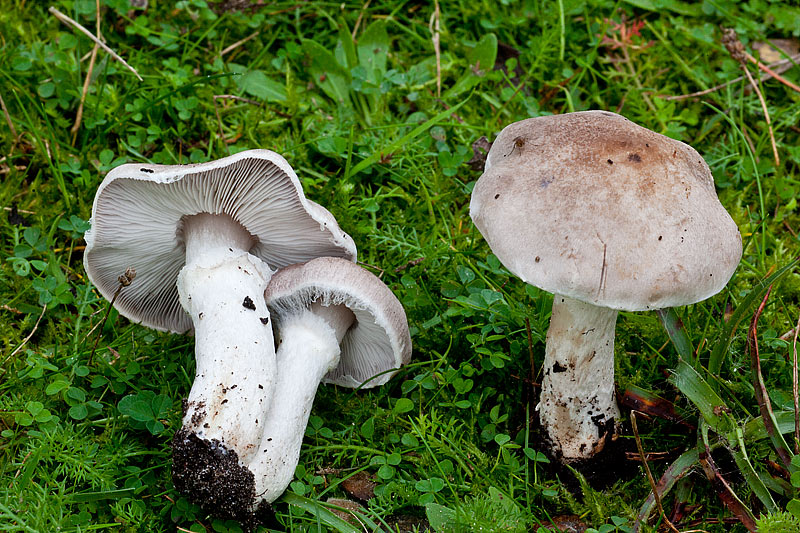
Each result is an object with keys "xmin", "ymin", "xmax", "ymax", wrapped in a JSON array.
[
  {"xmin": 83, "ymin": 150, "xmax": 356, "ymax": 516},
  {"xmin": 469, "ymin": 111, "xmax": 742, "ymax": 462},
  {"xmin": 250, "ymin": 256, "xmax": 411, "ymax": 504}
]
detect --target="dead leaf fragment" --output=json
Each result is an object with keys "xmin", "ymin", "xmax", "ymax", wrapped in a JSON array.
[
  {"xmin": 326, "ymin": 498, "xmax": 364, "ymax": 525},
  {"xmin": 341, "ymin": 471, "xmax": 377, "ymax": 501},
  {"xmin": 753, "ymin": 38, "xmax": 800, "ymax": 64}
]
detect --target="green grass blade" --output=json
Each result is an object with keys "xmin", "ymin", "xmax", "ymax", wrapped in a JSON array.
[
  {"xmin": 281, "ymin": 492, "xmax": 361, "ymax": 533},
  {"xmin": 708, "ymin": 258, "xmax": 799, "ymax": 375},
  {"xmin": 657, "ymin": 308, "xmax": 695, "ymax": 362},
  {"xmin": 671, "ymin": 359, "xmax": 731, "ymax": 433},
  {"xmin": 64, "ymin": 488, "xmax": 135, "ymax": 503},
  {"xmin": 347, "ymin": 94, "xmax": 471, "ymax": 178},
  {"xmin": 745, "ymin": 410, "xmax": 798, "ymax": 441},
  {"xmin": 729, "ymin": 425, "xmax": 778, "ymax": 513},
  {"xmin": 635, "ymin": 448, "xmax": 699, "ymax": 531}
]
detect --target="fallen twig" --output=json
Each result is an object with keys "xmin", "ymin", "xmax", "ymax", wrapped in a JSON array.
[
  {"xmin": 661, "ymin": 52, "xmax": 800, "ymax": 101},
  {"xmin": 744, "ymin": 50, "xmax": 800, "ymax": 94},
  {"xmin": 49, "ymin": 7, "xmax": 143, "ymax": 81}
]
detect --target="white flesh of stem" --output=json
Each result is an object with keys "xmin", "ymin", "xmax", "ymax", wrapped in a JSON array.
[
  {"xmin": 538, "ymin": 295, "xmax": 620, "ymax": 462},
  {"xmin": 177, "ymin": 213, "xmax": 276, "ymax": 464},
  {"xmin": 250, "ymin": 303, "xmax": 354, "ymax": 504}
]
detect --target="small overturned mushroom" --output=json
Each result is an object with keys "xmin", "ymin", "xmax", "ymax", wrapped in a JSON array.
[
  {"xmin": 469, "ymin": 111, "xmax": 742, "ymax": 462},
  {"xmin": 250, "ymin": 256, "xmax": 411, "ymax": 504}
]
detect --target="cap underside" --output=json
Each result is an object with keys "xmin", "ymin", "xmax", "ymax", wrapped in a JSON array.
[{"xmin": 85, "ymin": 153, "xmax": 356, "ymax": 332}]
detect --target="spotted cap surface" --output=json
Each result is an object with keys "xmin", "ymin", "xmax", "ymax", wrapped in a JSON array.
[{"xmin": 469, "ymin": 111, "xmax": 742, "ymax": 311}]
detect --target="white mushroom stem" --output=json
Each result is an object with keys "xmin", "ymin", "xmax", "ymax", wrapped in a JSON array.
[
  {"xmin": 176, "ymin": 213, "xmax": 276, "ymax": 464},
  {"xmin": 537, "ymin": 295, "xmax": 620, "ymax": 462},
  {"xmin": 249, "ymin": 303, "xmax": 354, "ymax": 504}
]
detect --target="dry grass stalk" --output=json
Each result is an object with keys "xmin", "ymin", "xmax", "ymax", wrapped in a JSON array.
[
  {"xmin": 351, "ymin": 0, "xmax": 372, "ymax": 39},
  {"xmin": 219, "ymin": 31, "xmax": 260, "ymax": 58},
  {"xmin": 723, "ymin": 28, "xmax": 779, "ymax": 168},
  {"xmin": 631, "ymin": 411, "xmax": 681, "ymax": 533},
  {"xmin": 429, "ymin": 0, "xmax": 441, "ymax": 98},
  {"xmin": 49, "ymin": 6, "xmax": 143, "ymax": 81}
]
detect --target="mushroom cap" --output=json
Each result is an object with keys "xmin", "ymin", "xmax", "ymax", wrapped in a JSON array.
[
  {"xmin": 265, "ymin": 257, "xmax": 412, "ymax": 388},
  {"xmin": 470, "ymin": 111, "xmax": 742, "ymax": 311},
  {"xmin": 84, "ymin": 149, "xmax": 357, "ymax": 333}
]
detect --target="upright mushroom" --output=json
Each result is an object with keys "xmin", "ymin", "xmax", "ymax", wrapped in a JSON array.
[
  {"xmin": 469, "ymin": 111, "xmax": 742, "ymax": 462},
  {"xmin": 253, "ymin": 256, "xmax": 411, "ymax": 503},
  {"xmin": 83, "ymin": 150, "xmax": 356, "ymax": 516}
]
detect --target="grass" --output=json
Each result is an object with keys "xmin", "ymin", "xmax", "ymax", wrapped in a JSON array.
[{"xmin": 2, "ymin": 0, "xmax": 800, "ymax": 531}]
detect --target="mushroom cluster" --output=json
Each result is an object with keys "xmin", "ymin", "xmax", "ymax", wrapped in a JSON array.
[
  {"xmin": 84, "ymin": 110, "xmax": 744, "ymax": 528},
  {"xmin": 85, "ymin": 150, "xmax": 411, "ymax": 522},
  {"xmin": 469, "ymin": 111, "xmax": 742, "ymax": 462}
]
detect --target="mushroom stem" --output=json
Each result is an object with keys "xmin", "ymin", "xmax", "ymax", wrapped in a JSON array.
[
  {"xmin": 538, "ymin": 295, "xmax": 620, "ymax": 462},
  {"xmin": 176, "ymin": 213, "xmax": 277, "ymax": 464},
  {"xmin": 250, "ymin": 306, "xmax": 354, "ymax": 504}
]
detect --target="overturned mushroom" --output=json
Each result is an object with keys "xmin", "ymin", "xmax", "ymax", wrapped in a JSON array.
[
  {"xmin": 469, "ymin": 111, "xmax": 742, "ymax": 462},
  {"xmin": 251, "ymin": 256, "xmax": 411, "ymax": 504},
  {"xmin": 83, "ymin": 150, "xmax": 356, "ymax": 518}
]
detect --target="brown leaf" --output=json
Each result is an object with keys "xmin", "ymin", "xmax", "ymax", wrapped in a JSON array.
[
  {"xmin": 326, "ymin": 498, "xmax": 364, "ymax": 525},
  {"xmin": 753, "ymin": 38, "xmax": 800, "ymax": 64},
  {"xmin": 341, "ymin": 471, "xmax": 377, "ymax": 501},
  {"xmin": 619, "ymin": 386, "xmax": 695, "ymax": 430}
]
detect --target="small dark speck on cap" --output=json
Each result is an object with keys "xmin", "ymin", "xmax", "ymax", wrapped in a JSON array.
[
  {"xmin": 260, "ymin": 316, "xmax": 269, "ymax": 325},
  {"xmin": 140, "ymin": 168, "xmax": 154, "ymax": 173},
  {"xmin": 242, "ymin": 296, "xmax": 256, "ymax": 310}
]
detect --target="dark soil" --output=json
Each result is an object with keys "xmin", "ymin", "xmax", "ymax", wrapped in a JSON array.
[
  {"xmin": 524, "ymin": 410, "xmax": 642, "ymax": 492},
  {"xmin": 171, "ymin": 429, "xmax": 260, "ymax": 531}
]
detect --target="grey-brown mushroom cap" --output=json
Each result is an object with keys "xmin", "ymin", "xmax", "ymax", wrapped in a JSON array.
[
  {"xmin": 265, "ymin": 257, "xmax": 412, "ymax": 388},
  {"xmin": 469, "ymin": 111, "xmax": 742, "ymax": 311},
  {"xmin": 84, "ymin": 150, "xmax": 357, "ymax": 333}
]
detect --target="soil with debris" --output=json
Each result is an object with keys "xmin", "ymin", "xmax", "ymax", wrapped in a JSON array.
[{"xmin": 171, "ymin": 429, "xmax": 259, "ymax": 531}]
